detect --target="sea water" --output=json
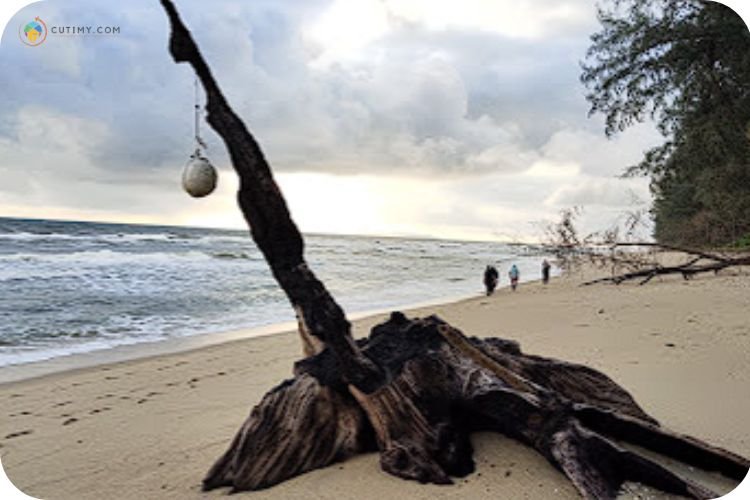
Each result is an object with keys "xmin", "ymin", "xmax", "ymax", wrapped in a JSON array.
[{"xmin": 0, "ymin": 217, "xmax": 550, "ymax": 367}]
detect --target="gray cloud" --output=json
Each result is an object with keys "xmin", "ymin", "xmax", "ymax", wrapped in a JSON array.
[{"xmin": 0, "ymin": 0, "xmax": 662, "ymax": 235}]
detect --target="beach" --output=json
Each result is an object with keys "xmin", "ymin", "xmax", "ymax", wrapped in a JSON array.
[{"xmin": 1, "ymin": 264, "xmax": 749, "ymax": 499}]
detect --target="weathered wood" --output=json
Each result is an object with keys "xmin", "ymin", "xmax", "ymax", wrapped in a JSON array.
[
  {"xmin": 202, "ymin": 374, "xmax": 373, "ymax": 492},
  {"xmin": 205, "ymin": 313, "xmax": 749, "ymax": 497},
  {"xmin": 160, "ymin": 2, "xmax": 750, "ymax": 497}
]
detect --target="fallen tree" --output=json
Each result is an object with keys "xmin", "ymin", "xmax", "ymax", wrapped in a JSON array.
[
  {"xmin": 544, "ymin": 207, "xmax": 750, "ymax": 286},
  {"xmin": 581, "ymin": 243, "xmax": 750, "ymax": 286},
  {"xmin": 160, "ymin": 2, "xmax": 750, "ymax": 498}
]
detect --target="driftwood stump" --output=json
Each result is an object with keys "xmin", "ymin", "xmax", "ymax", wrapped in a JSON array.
[
  {"xmin": 203, "ymin": 313, "xmax": 748, "ymax": 498},
  {"xmin": 160, "ymin": 2, "xmax": 749, "ymax": 498}
]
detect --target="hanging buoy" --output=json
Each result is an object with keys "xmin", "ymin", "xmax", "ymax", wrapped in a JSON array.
[
  {"xmin": 182, "ymin": 76, "xmax": 218, "ymax": 198},
  {"xmin": 182, "ymin": 149, "xmax": 217, "ymax": 197}
]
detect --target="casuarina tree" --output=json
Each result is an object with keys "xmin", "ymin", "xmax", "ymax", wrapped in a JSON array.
[{"xmin": 581, "ymin": 0, "xmax": 750, "ymax": 246}]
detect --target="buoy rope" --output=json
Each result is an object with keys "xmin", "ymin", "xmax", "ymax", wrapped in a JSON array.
[{"xmin": 194, "ymin": 75, "xmax": 207, "ymax": 154}]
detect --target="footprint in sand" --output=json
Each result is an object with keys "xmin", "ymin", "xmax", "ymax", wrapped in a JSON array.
[
  {"xmin": 62, "ymin": 418, "xmax": 78, "ymax": 426},
  {"xmin": 89, "ymin": 407, "xmax": 111, "ymax": 415},
  {"xmin": 5, "ymin": 430, "xmax": 33, "ymax": 439}
]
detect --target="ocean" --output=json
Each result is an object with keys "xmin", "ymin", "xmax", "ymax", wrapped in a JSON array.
[{"xmin": 0, "ymin": 217, "xmax": 551, "ymax": 368}]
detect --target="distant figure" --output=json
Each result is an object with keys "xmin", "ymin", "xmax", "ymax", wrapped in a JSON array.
[
  {"xmin": 509, "ymin": 264, "xmax": 520, "ymax": 291},
  {"xmin": 542, "ymin": 259, "xmax": 551, "ymax": 285},
  {"xmin": 483, "ymin": 265, "xmax": 499, "ymax": 296}
]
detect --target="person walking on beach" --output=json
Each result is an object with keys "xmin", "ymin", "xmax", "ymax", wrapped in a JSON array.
[
  {"xmin": 542, "ymin": 259, "xmax": 551, "ymax": 285},
  {"xmin": 509, "ymin": 264, "xmax": 520, "ymax": 291},
  {"xmin": 483, "ymin": 265, "xmax": 499, "ymax": 296}
]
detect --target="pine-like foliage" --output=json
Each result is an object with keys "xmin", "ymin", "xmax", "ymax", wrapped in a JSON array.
[{"xmin": 582, "ymin": 0, "xmax": 750, "ymax": 246}]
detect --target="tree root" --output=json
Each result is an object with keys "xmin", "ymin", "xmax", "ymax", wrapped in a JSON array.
[{"xmin": 204, "ymin": 314, "xmax": 749, "ymax": 498}]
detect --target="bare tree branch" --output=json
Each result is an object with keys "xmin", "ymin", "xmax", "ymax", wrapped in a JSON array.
[{"xmin": 543, "ymin": 207, "xmax": 750, "ymax": 286}]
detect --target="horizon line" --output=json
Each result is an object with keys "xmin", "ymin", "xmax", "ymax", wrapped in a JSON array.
[{"xmin": 0, "ymin": 215, "xmax": 539, "ymax": 246}]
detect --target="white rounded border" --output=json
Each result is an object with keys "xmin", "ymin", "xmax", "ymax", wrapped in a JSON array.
[{"xmin": 0, "ymin": 0, "xmax": 748, "ymax": 498}]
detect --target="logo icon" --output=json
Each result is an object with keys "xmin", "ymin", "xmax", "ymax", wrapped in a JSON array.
[{"xmin": 19, "ymin": 17, "xmax": 47, "ymax": 46}]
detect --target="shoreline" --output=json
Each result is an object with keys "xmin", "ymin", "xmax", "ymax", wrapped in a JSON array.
[
  {"xmin": 2, "ymin": 265, "xmax": 748, "ymax": 499},
  {"xmin": 0, "ymin": 289, "xmax": 483, "ymax": 386},
  {"xmin": 1, "ymin": 216, "xmax": 552, "ymax": 384},
  {"xmin": 1, "ymin": 252, "xmax": 560, "ymax": 386}
]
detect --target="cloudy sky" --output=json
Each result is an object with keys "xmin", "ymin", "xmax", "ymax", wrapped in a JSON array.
[{"xmin": 0, "ymin": 0, "xmax": 744, "ymax": 241}]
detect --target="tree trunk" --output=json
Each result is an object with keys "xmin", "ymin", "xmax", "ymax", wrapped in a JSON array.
[{"xmin": 160, "ymin": 2, "xmax": 749, "ymax": 497}]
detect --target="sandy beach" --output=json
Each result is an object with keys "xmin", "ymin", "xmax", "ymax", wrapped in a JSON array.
[{"xmin": 1, "ymin": 264, "xmax": 749, "ymax": 499}]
